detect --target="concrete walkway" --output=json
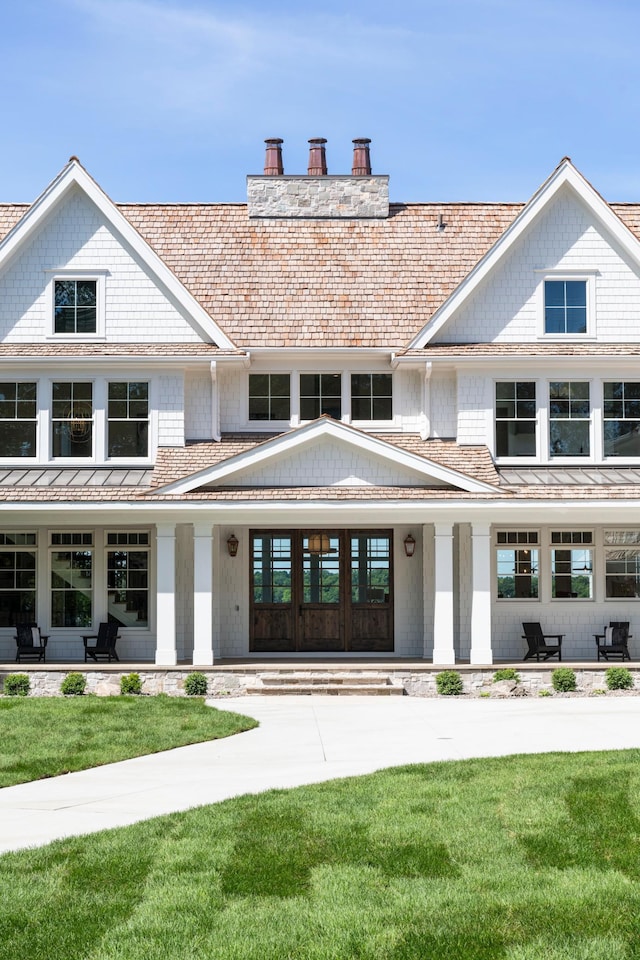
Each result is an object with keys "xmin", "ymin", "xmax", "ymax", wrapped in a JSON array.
[{"xmin": 1, "ymin": 694, "xmax": 640, "ymax": 855}]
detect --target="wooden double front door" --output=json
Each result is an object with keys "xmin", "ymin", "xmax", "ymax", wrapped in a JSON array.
[{"xmin": 250, "ymin": 530, "xmax": 394, "ymax": 653}]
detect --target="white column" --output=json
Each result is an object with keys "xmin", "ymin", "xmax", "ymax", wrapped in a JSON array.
[
  {"xmin": 193, "ymin": 524, "xmax": 214, "ymax": 665},
  {"xmin": 433, "ymin": 523, "xmax": 456, "ymax": 664},
  {"xmin": 155, "ymin": 524, "xmax": 177, "ymax": 665},
  {"xmin": 470, "ymin": 523, "xmax": 493, "ymax": 664}
]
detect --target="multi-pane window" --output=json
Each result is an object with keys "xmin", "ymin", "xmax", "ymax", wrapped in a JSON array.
[
  {"xmin": 351, "ymin": 374, "xmax": 392, "ymax": 421},
  {"xmin": 300, "ymin": 374, "xmax": 341, "ymax": 420},
  {"xmin": 50, "ymin": 532, "xmax": 93, "ymax": 627},
  {"xmin": 544, "ymin": 280, "xmax": 587, "ymax": 334},
  {"xmin": 496, "ymin": 531, "xmax": 539, "ymax": 599},
  {"xmin": 603, "ymin": 382, "xmax": 640, "ymax": 458},
  {"xmin": 252, "ymin": 535, "xmax": 292, "ymax": 604},
  {"xmin": 0, "ymin": 533, "xmax": 37, "ymax": 627},
  {"xmin": 549, "ymin": 382, "xmax": 590, "ymax": 457},
  {"xmin": 108, "ymin": 382, "xmax": 149, "ymax": 458},
  {"xmin": 551, "ymin": 531, "xmax": 593, "ymax": 599},
  {"xmin": 249, "ymin": 374, "xmax": 290, "ymax": 421},
  {"xmin": 106, "ymin": 532, "xmax": 149, "ymax": 628},
  {"xmin": 351, "ymin": 534, "xmax": 391, "ymax": 604},
  {"xmin": 54, "ymin": 279, "xmax": 97, "ymax": 334},
  {"xmin": 302, "ymin": 534, "xmax": 340, "ymax": 603},
  {"xmin": 0, "ymin": 382, "xmax": 37, "ymax": 457},
  {"xmin": 495, "ymin": 382, "xmax": 536, "ymax": 457},
  {"xmin": 52, "ymin": 382, "xmax": 93, "ymax": 458},
  {"xmin": 604, "ymin": 530, "xmax": 640, "ymax": 598}
]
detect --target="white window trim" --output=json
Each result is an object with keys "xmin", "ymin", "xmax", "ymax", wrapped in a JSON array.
[
  {"xmin": 105, "ymin": 379, "xmax": 153, "ymax": 464},
  {"xmin": 535, "ymin": 269, "xmax": 598, "ymax": 340},
  {"xmin": 0, "ymin": 378, "xmax": 40, "ymax": 464},
  {"xmin": 493, "ymin": 379, "xmax": 539, "ymax": 464},
  {"xmin": 45, "ymin": 270, "xmax": 107, "ymax": 341},
  {"xmin": 104, "ymin": 531, "xmax": 152, "ymax": 629},
  {"xmin": 546, "ymin": 377, "xmax": 594, "ymax": 463}
]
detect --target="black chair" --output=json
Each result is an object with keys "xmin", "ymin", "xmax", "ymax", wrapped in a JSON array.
[
  {"xmin": 594, "ymin": 621, "xmax": 632, "ymax": 661},
  {"xmin": 522, "ymin": 622, "xmax": 563, "ymax": 661},
  {"xmin": 14, "ymin": 623, "xmax": 49, "ymax": 663},
  {"xmin": 82, "ymin": 622, "xmax": 120, "ymax": 662}
]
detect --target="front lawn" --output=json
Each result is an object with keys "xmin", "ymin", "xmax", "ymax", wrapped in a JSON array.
[
  {"xmin": 1, "ymin": 749, "xmax": 639, "ymax": 959},
  {"xmin": 0, "ymin": 697, "xmax": 257, "ymax": 787}
]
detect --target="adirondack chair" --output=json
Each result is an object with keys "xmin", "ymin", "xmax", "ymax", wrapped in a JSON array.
[
  {"xmin": 594, "ymin": 621, "xmax": 632, "ymax": 661},
  {"xmin": 14, "ymin": 623, "xmax": 49, "ymax": 662},
  {"xmin": 522, "ymin": 622, "xmax": 563, "ymax": 661},
  {"xmin": 82, "ymin": 622, "xmax": 120, "ymax": 662}
]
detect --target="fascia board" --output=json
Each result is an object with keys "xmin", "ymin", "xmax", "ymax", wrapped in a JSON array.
[
  {"xmin": 410, "ymin": 160, "xmax": 640, "ymax": 348},
  {"xmin": 155, "ymin": 418, "xmax": 496, "ymax": 495},
  {"xmin": 0, "ymin": 161, "xmax": 236, "ymax": 350}
]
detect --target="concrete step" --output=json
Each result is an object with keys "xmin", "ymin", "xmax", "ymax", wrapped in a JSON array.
[{"xmin": 247, "ymin": 682, "xmax": 404, "ymax": 696}]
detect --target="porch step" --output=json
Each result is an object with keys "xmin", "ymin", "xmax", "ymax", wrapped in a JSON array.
[{"xmin": 246, "ymin": 672, "xmax": 405, "ymax": 696}]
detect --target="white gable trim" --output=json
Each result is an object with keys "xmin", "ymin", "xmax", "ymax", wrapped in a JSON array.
[
  {"xmin": 0, "ymin": 160, "xmax": 236, "ymax": 350},
  {"xmin": 410, "ymin": 159, "xmax": 640, "ymax": 347},
  {"xmin": 154, "ymin": 418, "xmax": 497, "ymax": 494}
]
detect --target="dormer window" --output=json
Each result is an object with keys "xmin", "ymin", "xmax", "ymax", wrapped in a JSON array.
[
  {"xmin": 539, "ymin": 273, "xmax": 597, "ymax": 338},
  {"xmin": 54, "ymin": 280, "xmax": 97, "ymax": 334}
]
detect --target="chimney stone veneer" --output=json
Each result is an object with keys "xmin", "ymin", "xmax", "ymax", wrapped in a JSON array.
[{"xmin": 247, "ymin": 174, "xmax": 389, "ymax": 218}]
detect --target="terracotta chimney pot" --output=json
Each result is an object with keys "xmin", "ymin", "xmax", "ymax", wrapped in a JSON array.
[
  {"xmin": 307, "ymin": 138, "xmax": 328, "ymax": 175},
  {"xmin": 264, "ymin": 138, "xmax": 284, "ymax": 175},
  {"xmin": 352, "ymin": 138, "xmax": 372, "ymax": 176}
]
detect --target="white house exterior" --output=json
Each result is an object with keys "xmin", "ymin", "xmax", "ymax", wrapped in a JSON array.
[{"xmin": 1, "ymin": 141, "xmax": 640, "ymax": 665}]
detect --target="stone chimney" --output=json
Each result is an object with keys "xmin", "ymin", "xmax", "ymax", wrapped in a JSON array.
[
  {"xmin": 263, "ymin": 138, "xmax": 284, "ymax": 175},
  {"xmin": 247, "ymin": 137, "xmax": 389, "ymax": 219},
  {"xmin": 307, "ymin": 138, "xmax": 328, "ymax": 175},
  {"xmin": 351, "ymin": 138, "xmax": 371, "ymax": 176}
]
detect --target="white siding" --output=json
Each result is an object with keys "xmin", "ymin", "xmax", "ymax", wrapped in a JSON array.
[
  {"xmin": 457, "ymin": 374, "xmax": 491, "ymax": 445},
  {"xmin": 185, "ymin": 369, "xmax": 212, "ymax": 439},
  {"xmin": 431, "ymin": 373, "xmax": 457, "ymax": 438},
  {"xmin": 157, "ymin": 374, "xmax": 184, "ymax": 446}
]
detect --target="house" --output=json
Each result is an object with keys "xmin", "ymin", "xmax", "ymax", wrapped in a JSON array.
[{"xmin": 0, "ymin": 138, "xmax": 639, "ymax": 667}]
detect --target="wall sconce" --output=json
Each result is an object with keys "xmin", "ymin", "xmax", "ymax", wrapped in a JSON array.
[
  {"xmin": 403, "ymin": 534, "xmax": 416, "ymax": 558},
  {"xmin": 226, "ymin": 534, "xmax": 239, "ymax": 558}
]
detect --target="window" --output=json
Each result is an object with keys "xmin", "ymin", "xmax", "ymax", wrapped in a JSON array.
[
  {"xmin": 54, "ymin": 279, "xmax": 97, "ymax": 334},
  {"xmin": 351, "ymin": 374, "xmax": 392, "ymax": 421},
  {"xmin": 108, "ymin": 382, "xmax": 149, "ymax": 458},
  {"xmin": 252, "ymin": 535, "xmax": 292, "ymax": 604},
  {"xmin": 549, "ymin": 382, "xmax": 590, "ymax": 457},
  {"xmin": 551, "ymin": 531, "xmax": 593, "ymax": 599},
  {"xmin": 603, "ymin": 382, "xmax": 640, "ymax": 458},
  {"xmin": 106, "ymin": 532, "xmax": 150, "ymax": 627},
  {"xmin": 249, "ymin": 374, "xmax": 290, "ymax": 421},
  {"xmin": 495, "ymin": 382, "xmax": 536, "ymax": 457},
  {"xmin": 351, "ymin": 534, "xmax": 391, "ymax": 604},
  {"xmin": 52, "ymin": 382, "xmax": 93, "ymax": 458},
  {"xmin": 0, "ymin": 382, "xmax": 37, "ymax": 457},
  {"xmin": 604, "ymin": 531, "xmax": 640, "ymax": 598},
  {"xmin": 544, "ymin": 280, "xmax": 587, "ymax": 334},
  {"xmin": 300, "ymin": 374, "xmax": 341, "ymax": 420},
  {"xmin": 496, "ymin": 531, "xmax": 539, "ymax": 599},
  {"xmin": 0, "ymin": 533, "xmax": 37, "ymax": 627},
  {"xmin": 50, "ymin": 532, "xmax": 93, "ymax": 627}
]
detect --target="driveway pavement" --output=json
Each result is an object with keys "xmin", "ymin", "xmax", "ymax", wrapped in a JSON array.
[{"xmin": 1, "ymin": 694, "xmax": 640, "ymax": 855}]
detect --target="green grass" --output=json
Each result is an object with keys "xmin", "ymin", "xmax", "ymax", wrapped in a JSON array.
[
  {"xmin": 0, "ymin": 697, "xmax": 257, "ymax": 787},
  {"xmin": 2, "ymin": 750, "xmax": 640, "ymax": 958}
]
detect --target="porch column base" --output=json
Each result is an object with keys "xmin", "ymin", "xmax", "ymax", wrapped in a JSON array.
[
  {"xmin": 470, "ymin": 523, "xmax": 493, "ymax": 665},
  {"xmin": 432, "ymin": 523, "xmax": 455, "ymax": 664}
]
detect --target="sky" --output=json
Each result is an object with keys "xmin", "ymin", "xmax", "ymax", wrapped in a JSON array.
[{"xmin": 2, "ymin": 0, "xmax": 640, "ymax": 205}]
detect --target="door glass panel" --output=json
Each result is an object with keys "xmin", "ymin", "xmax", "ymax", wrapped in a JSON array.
[
  {"xmin": 351, "ymin": 535, "xmax": 391, "ymax": 603},
  {"xmin": 302, "ymin": 535, "xmax": 340, "ymax": 603},
  {"xmin": 252, "ymin": 535, "xmax": 292, "ymax": 604}
]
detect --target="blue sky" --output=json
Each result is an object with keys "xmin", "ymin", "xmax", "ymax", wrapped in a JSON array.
[{"xmin": 2, "ymin": 0, "xmax": 640, "ymax": 204}]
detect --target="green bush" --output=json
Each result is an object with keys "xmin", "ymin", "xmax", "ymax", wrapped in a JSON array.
[
  {"xmin": 120, "ymin": 673, "xmax": 142, "ymax": 695},
  {"xmin": 493, "ymin": 668, "xmax": 520, "ymax": 683},
  {"xmin": 605, "ymin": 666, "xmax": 634, "ymax": 691},
  {"xmin": 436, "ymin": 670, "xmax": 463, "ymax": 696},
  {"xmin": 539, "ymin": 688, "xmax": 552, "ymax": 697},
  {"xmin": 551, "ymin": 667, "xmax": 577, "ymax": 693},
  {"xmin": 184, "ymin": 672, "xmax": 208, "ymax": 696},
  {"xmin": 4, "ymin": 673, "xmax": 30, "ymax": 697},
  {"xmin": 60, "ymin": 672, "xmax": 87, "ymax": 696}
]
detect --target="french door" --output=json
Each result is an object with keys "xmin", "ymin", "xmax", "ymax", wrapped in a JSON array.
[{"xmin": 250, "ymin": 530, "xmax": 394, "ymax": 653}]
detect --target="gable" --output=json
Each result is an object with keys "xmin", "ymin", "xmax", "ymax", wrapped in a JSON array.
[
  {"xmin": 0, "ymin": 161, "xmax": 234, "ymax": 347},
  {"xmin": 433, "ymin": 185, "xmax": 640, "ymax": 344}
]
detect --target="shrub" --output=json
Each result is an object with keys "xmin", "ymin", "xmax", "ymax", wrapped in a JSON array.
[
  {"xmin": 493, "ymin": 668, "xmax": 520, "ymax": 683},
  {"xmin": 539, "ymin": 689, "xmax": 552, "ymax": 697},
  {"xmin": 551, "ymin": 667, "xmax": 577, "ymax": 693},
  {"xmin": 436, "ymin": 670, "xmax": 463, "ymax": 696},
  {"xmin": 60, "ymin": 672, "xmax": 87, "ymax": 696},
  {"xmin": 4, "ymin": 673, "xmax": 30, "ymax": 697},
  {"xmin": 120, "ymin": 672, "xmax": 142, "ymax": 695},
  {"xmin": 184, "ymin": 672, "xmax": 208, "ymax": 696},
  {"xmin": 605, "ymin": 666, "xmax": 634, "ymax": 691}
]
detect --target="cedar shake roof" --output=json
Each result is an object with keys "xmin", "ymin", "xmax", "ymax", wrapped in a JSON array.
[
  {"xmin": 0, "ymin": 343, "xmax": 244, "ymax": 358},
  {"xmin": 399, "ymin": 343, "xmax": 640, "ymax": 359}
]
